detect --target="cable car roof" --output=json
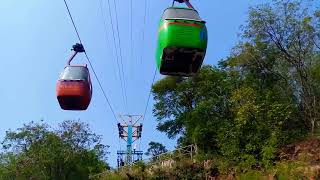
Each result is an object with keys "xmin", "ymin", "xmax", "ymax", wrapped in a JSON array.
[
  {"xmin": 162, "ymin": 7, "xmax": 204, "ymax": 22},
  {"xmin": 65, "ymin": 64, "xmax": 88, "ymax": 68},
  {"xmin": 165, "ymin": 7, "xmax": 197, "ymax": 11},
  {"xmin": 59, "ymin": 66, "xmax": 90, "ymax": 81}
]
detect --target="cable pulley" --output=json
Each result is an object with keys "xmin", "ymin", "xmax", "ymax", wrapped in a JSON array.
[{"xmin": 67, "ymin": 43, "xmax": 85, "ymax": 65}]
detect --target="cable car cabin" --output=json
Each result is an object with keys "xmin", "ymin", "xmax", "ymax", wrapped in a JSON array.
[
  {"xmin": 156, "ymin": 7, "xmax": 208, "ymax": 76},
  {"xmin": 56, "ymin": 65, "xmax": 92, "ymax": 110}
]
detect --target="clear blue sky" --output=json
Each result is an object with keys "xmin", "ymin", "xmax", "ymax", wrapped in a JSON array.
[{"xmin": 0, "ymin": 0, "xmax": 266, "ymax": 167}]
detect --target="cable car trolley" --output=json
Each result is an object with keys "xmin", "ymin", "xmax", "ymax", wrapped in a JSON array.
[
  {"xmin": 156, "ymin": 0, "xmax": 208, "ymax": 76},
  {"xmin": 56, "ymin": 43, "xmax": 92, "ymax": 111}
]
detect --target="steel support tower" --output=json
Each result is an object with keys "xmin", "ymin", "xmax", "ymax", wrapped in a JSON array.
[{"xmin": 117, "ymin": 115, "xmax": 143, "ymax": 167}]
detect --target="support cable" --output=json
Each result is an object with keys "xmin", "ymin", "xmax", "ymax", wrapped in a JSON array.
[
  {"xmin": 139, "ymin": 68, "xmax": 157, "ymax": 150},
  {"xmin": 112, "ymin": 0, "xmax": 128, "ymax": 112},
  {"xmin": 130, "ymin": 0, "xmax": 134, "ymax": 78},
  {"xmin": 105, "ymin": 0, "xmax": 128, "ymax": 112},
  {"xmin": 142, "ymin": 69, "xmax": 157, "ymax": 122},
  {"xmin": 98, "ymin": 0, "xmax": 124, "ymax": 158},
  {"xmin": 98, "ymin": 0, "xmax": 118, "ymax": 82},
  {"xmin": 140, "ymin": 0, "xmax": 148, "ymax": 64},
  {"xmin": 63, "ymin": 0, "xmax": 118, "ymax": 121}
]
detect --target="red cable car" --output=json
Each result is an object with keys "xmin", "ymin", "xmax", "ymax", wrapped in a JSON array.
[{"xmin": 56, "ymin": 44, "xmax": 92, "ymax": 110}]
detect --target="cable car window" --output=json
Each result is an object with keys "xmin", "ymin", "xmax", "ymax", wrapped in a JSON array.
[
  {"xmin": 60, "ymin": 66, "xmax": 89, "ymax": 81},
  {"xmin": 162, "ymin": 8, "xmax": 202, "ymax": 21}
]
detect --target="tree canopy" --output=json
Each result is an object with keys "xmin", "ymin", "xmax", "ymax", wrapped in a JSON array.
[
  {"xmin": 0, "ymin": 120, "xmax": 110, "ymax": 180},
  {"xmin": 145, "ymin": 141, "xmax": 168, "ymax": 158}
]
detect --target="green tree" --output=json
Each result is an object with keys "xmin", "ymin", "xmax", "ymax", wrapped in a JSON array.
[
  {"xmin": 243, "ymin": 0, "xmax": 320, "ymax": 134},
  {"xmin": 152, "ymin": 66, "xmax": 235, "ymax": 154},
  {"xmin": 145, "ymin": 141, "xmax": 168, "ymax": 158},
  {"xmin": 0, "ymin": 120, "xmax": 109, "ymax": 180}
]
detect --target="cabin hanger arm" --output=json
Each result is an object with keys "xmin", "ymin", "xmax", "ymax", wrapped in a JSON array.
[{"xmin": 173, "ymin": 0, "xmax": 195, "ymax": 9}]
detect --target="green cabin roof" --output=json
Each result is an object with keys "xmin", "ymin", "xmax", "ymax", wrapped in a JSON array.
[{"xmin": 165, "ymin": 6, "xmax": 199, "ymax": 13}]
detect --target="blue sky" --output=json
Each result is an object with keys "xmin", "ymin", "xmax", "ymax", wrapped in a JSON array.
[{"xmin": 0, "ymin": 0, "xmax": 266, "ymax": 167}]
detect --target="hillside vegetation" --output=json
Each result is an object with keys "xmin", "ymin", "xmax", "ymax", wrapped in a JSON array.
[
  {"xmin": 0, "ymin": 0, "xmax": 319, "ymax": 179},
  {"xmin": 151, "ymin": 0, "xmax": 320, "ymax": 169},
  {"xmin": 102, "ymin": 138, "xmax": 320, "ymax": 179},
  {"xmin": 0, "ymin": 120, "xmax": 110, "ymax": 179},
  {"xmin": 104, "ymin": 0, "xmax": 320, "ymax": 179}
]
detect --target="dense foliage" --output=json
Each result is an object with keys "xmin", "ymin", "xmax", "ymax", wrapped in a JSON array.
[
  {"xmin": 145, "ymin": 141, "xmax": 168, "ymax": 158},
  {"xmin": 152, "ymin": 0, "xmax": 320, "ymax": 170},
  {"xmin": 0, "ymin": 120, "xmax": 110, "ymax": 180}
]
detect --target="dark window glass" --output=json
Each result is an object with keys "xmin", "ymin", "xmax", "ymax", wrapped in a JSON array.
[
  {"xmin": 162, "ymin": 8, "xmax": 202, "ymax": 21},
  {"xmin": 60, "ymin": 66, "xmax": 89, "ymax": 81}
]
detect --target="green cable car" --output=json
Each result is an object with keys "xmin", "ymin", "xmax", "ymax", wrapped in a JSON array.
[{"xmin": 155, "ymin": 4, "xmax": 208, "ymax": 76}]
